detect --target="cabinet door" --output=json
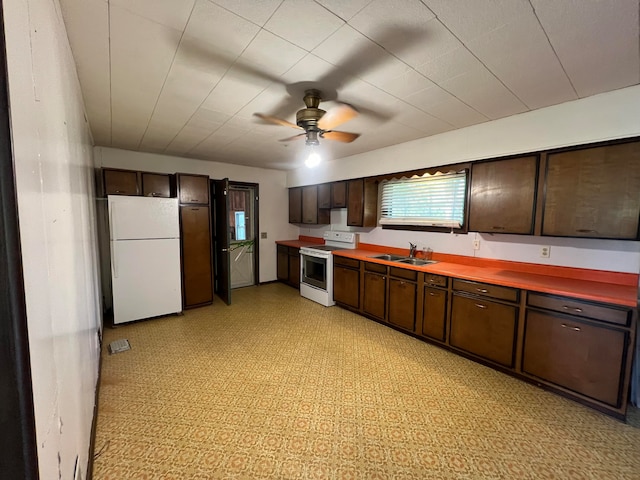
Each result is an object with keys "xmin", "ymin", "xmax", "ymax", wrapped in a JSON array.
[
  {"xmin": 317, "ymin": 184, "xmax": 331, "ymax": 209},
  {"xmin": 333, "ymin": 265, "xmax": 360, "ymax": 309},
  {"xmin": 363, "ymin": 272, "xmax": 386, "ymax": 320},
  {"xmin": 331, "ymin": 181, "xmax": 347, "ymax": 208},
  {"xmin": 178, "ymin": 174, "xmax": 209, "ymax": 205},
  {"xmin": 142, "ymin": 173, "xmax": 171, "ymax": 198},
  {"xmin": 450, "ymin": 294, "xmax": 517, "ymax": 367},
  {"xmin": 104, "ymin": 169, "xmax": 139, "ymax": 196},
  {"xmin": 542, "ymin": 141, "xmax": 640, "ymax": 239},
  {"xmin": 302, "ymin": 185, "xmax": 318, "ymax": 224},
  {"xmin": 422, "ymin": 287, "xmax": 447, "ymax": 341},
  {"xmin": 347, "ymin": 179, "xmax": 364, "ymax": 226},
  {"xmin": 180, "ymin": 206, "xmax": 213, "ymax": 307},
  {"xmin": 289, "ymin": 187, "xmax": 302, "ymax": 224},
  {"xmin": 388, "ymin": 278, "xmax": 416, "ymax": 331},
  {"xmin": 277, "ymin": 245, "xmax": 289, "ymax": 281},
  {"xmin": 522, "ymin": 310, "xmax": 627, "ymax": 406},
  {"xmin": 288, "ymin": 250, "xmax": 300, "ymax": 288},
  {"xmin": 469, "ymin": 155, "xmax": 538, "ymax": 234}
]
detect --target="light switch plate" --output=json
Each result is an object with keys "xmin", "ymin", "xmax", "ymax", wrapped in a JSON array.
[{"xmin": 261, "ymin": 232, "xmax": 267, "ymax": 239}]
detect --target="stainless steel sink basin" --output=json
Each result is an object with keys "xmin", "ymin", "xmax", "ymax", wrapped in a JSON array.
[
  {"xmin": 396, "ymin": 258, "xmax": 438, "ymax": 266},
  {"xmin": 369, "ymin": 254, "xmax": 407, "ymax": 261}
]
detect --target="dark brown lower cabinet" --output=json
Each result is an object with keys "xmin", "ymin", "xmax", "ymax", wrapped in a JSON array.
[
  {"xmin": 277, "ymin": 245, "xmax": 289, "ymax": 281},
  {"xmin": 180, "ymin": 206, "xmax": 213, "ymax": 308},
  {"xmin": 388, "ymin": 278, "xmax": 417, "ymax": 331},
  {"xmin": 276, "ymin": 245, "xmax": 300, "ymax": 289},
  {"xmin": 333, "ymin": 259, "xmax": 360, "ymax": 309},
  {"xmin": 422, "ymin": 287, "xmax": 447, "ymax": 341},
  {"xmin": 363, "ymin": 271, "xmax": 386, "ymax": 320},
  {"xmin": 288, "ymin": 251, "xmax": 300, "ymax": 288},
  {"xmin": 522, "ymin": 310, "xmax": 627, "ymax": 407},
  {"xmin": 450, "ymin": 293, "xmax": 517, "ymax": 367}
]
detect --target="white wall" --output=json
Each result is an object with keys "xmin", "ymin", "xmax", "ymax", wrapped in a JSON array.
[
  {"xmin": 96, "ymin": 147, "xmax": 298, "ymax": 283},
  {"xmin": 4, "ymin": 0, "xmax": 102, "ymax": 479},
  {"xmin": 290, "ymin": 87, "xmax": 640, "ymax": 274}
]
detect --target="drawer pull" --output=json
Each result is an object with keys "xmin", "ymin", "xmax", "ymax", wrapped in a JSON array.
[
  {"xmin": 429, "ymin": 292, "xmax": 439, "ymax": 297},
  {"xmin": 115, "ymin": 190, "xmax": 123, "ymax": 193},
  {"xmin": 561, "ymin": 323, "xmax": 581, "ymax": 332},
  {"xmin": 475, "ymin": 303, "xmax": 487, "ymax": 309},
  {"xmin": 576, "ymin": 229, "xmax": 596, "ymax": 233},
  {"xmin": 562, "ymin": 306, "xmax": 583, "ymax": 313},
  {"xmin": 476, "ymin": 288, "xmax": 489, "ymax": 293},
  {"xmin": 492, "ymin": 226, "xmax": 505, "ymax": 230}
]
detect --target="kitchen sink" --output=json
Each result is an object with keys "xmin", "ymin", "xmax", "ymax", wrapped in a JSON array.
[
  {"xmin": 369, "ymin": 253, "xmax": 407, "ymax": 261},
  {"xmin": 396, "ymin": 258, "xmax": 438, "ymax": 266}
]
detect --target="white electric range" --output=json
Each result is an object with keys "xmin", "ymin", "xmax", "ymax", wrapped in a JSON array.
[{"xmin": 299, "ymin": 231, "xmax": 358, "ymax": 307}]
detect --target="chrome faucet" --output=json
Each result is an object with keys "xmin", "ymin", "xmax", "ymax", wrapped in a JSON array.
[{"xmin": 409, "ymin": 242, "xmax": 417, "ymax": 258}]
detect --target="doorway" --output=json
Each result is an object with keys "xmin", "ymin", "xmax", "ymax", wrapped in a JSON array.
[{"xmin": 212, "ymin": 180, "xmax": 259, "ymax": 304}]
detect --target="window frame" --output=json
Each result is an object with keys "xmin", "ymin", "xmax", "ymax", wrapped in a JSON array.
[{"xmin": 378, "ymin": 168, "xmax": 470, "ymax": 234}]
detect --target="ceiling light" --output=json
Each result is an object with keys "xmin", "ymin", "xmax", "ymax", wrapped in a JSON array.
[{"xmin": 305, "ymin": 148, "xmax": 321, "ymax": 168}]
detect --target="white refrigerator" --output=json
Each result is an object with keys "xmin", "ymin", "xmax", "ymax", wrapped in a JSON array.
[{"xmin": 108, "ymin": 196, "xmax": 182, "ymax": 324}]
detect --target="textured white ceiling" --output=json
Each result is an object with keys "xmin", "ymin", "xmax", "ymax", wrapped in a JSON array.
[{"xmin": 59, "ymin": 0, "xmax": 640, "ymax": 170}]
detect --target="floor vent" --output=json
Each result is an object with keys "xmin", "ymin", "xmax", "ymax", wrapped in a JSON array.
[{"xmin": 108, "ymin": 339, "xmax": 131, "ymax": 354}]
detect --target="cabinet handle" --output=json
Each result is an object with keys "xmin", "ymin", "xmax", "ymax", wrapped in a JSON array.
[
  {"xmin": 474, "ymin": 303, "xmax": 487, "ymax": 309},
  {"xmin": 150, "ymin": 192, "xmax": 161, "ymax": 197},
  {"xmin": 429, "ymin": 292, "xmax": 439, "ymax": 297},
  {"xmin": 576, "ymin": 229, "xmax": 596, "ymax": 233},
  {"xmin": 492, "ymin": 226, "xmax": 505, "ymax": 230},
  {"xmin": 191, "ymin": 198, "xmax": 199, "ymax": 202},
  {"xmin": 562, "ymin": 306, "xmax": 583, "ymax": 313},
  {"xmin": 115, "ymin": 190, "xmax": 123, "ymax": 193},
  {"xmin": 561, "ymin": 323, "xmax": 581, "ymax": 332},
  {"xmin": 476, "ymin": 288, "xmax": 488, "ymax": 293}
]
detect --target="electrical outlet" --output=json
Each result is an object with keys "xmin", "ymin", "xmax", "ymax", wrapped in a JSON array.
[
  {"xmin": 473, "ymin": 239, "xmax": 480, "ymax": 250},
  {"xmin": 540, "ymin": 246, "xmax": 550, "ymax": 258},
  {"xmin": 261, "ymin": 232, "xmax": 267, "ymax": 239}
]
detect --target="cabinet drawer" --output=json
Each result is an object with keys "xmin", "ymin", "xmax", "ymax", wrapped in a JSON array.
[
  {"xmin": 365, "ymin": 261, "xmax": 387, "ymax": 274},
  {"xmin": 424, "ymin": 274, "xmax": 448, "ymax": 288},
  {"xmin": 522, "ymin": 310, "xmax": 627, "ymax": 406},
  {"xmin": 527, "ymin": 293, "xmax": 631, "ymax": 327},
  {"xmin": 389, "ymin": 266, "xmax": 417, "ymax": 282},
  {"xmin": 334, "ymin": 256, "xmax": 360, "ymax": 269},
  {"xmin": 453, "ymin": 279, "xmax": 519, "ymax": 303}
]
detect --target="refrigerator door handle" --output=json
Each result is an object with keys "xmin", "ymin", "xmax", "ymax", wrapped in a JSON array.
[
  {"xmin": 111, "ymin": 242, "xmax": 118, "ymax": 279},
  {"xmin": 110, "ymin": 202, "xmax": 117, "ymax": 240}
]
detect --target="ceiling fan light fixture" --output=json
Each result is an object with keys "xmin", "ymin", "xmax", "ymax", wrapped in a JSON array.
[
  {"xmin": 305, "ymin": 147, "xmax": 321, "ymax": 168},
  {"xmin": 305, "ymin": 129, "xmax": 320, "ymax": 146}
]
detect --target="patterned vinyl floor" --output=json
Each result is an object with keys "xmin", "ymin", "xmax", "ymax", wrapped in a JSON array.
[{"xmin": 93, "ymin": 283, "xmax": 640, "ymax": 479}]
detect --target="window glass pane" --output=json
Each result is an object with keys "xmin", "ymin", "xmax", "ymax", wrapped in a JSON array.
[
  {"xmin": 380, "ymin": 171, "xmax": 467, "ymax": 227},
  {"xmin": 235, "ymin": 211, "xmax": 246, "ymax": 240}
]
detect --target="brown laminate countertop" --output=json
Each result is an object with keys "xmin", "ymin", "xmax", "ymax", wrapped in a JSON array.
[
  {"xmin": 276, "ymin": 235, "xmax": 325, "ymax": 249},
  {"xmin": 333, "ymin": 247, "xmax": 638, "ymax": 308}
]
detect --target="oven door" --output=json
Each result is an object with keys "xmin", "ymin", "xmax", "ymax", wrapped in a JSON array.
[{"xmin": 301, "ymin": 253, "xmax": 328, "ymax": 290}]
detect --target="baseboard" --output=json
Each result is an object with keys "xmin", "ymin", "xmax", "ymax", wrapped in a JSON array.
[{"xmin": 86, "ymin": 333, "xmax": 104, "ymax": 480}]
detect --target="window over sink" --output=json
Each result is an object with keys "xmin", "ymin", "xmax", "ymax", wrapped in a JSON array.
[{"xmin": 379, "ymin": 170, "xmax": 468, "ymax": 231}]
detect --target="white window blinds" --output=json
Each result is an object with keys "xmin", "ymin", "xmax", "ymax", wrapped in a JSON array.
[{"xmin": 379, "ymin": 171, "xmax": 467, "ymax": 227}]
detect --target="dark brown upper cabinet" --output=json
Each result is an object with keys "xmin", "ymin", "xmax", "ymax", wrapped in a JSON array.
[
  {"xmin": 288, "ymin": 187, "xmax": 302, "ymax": 223},
  {"xmin": 177, "ymin": 173, "xmax": 209, "ymax": 205},
  {"xmin": 103, "ymin": 168, "xmax": 140, "ymax": 196},
  {"xmin": 331, "ymin": 181, "xmax": 348, "ymax": 208},
  {"xmin": 541, "ymin": 141, "xmax": 640, "ymax": 239},
  {"xmin": 347, "ymin": 178, "xmax": 378, "ymax": 227},
  {"xmin": 317, "ymin": 183, "xmax": 331, "ymax": 209},
  {"xmin": 469, "ymin": 155, "xmax": 538, "ymax": 234},
  {"xmin": 142, "ymin": 172, "xmax": 172, "ymax": 198},
  {"xmin": 302, "ymin": 185, "xmax": 330, "ymax": 225}
]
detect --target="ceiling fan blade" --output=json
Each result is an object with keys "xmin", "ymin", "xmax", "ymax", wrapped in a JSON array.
[
  {"xmin": 279, "ymin": 133, "xmax": 306, "ymax": 143},
  {"xmin": 318, "ymin": 103, "xmax": 359, "ymax": 131},
  {"xmin": 254, "ymin": 113, "xmax": 302, "ymax": 130},
  {"xmin": 321, "ymin": 131, "xmax": 360, "ymax": 143}
]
